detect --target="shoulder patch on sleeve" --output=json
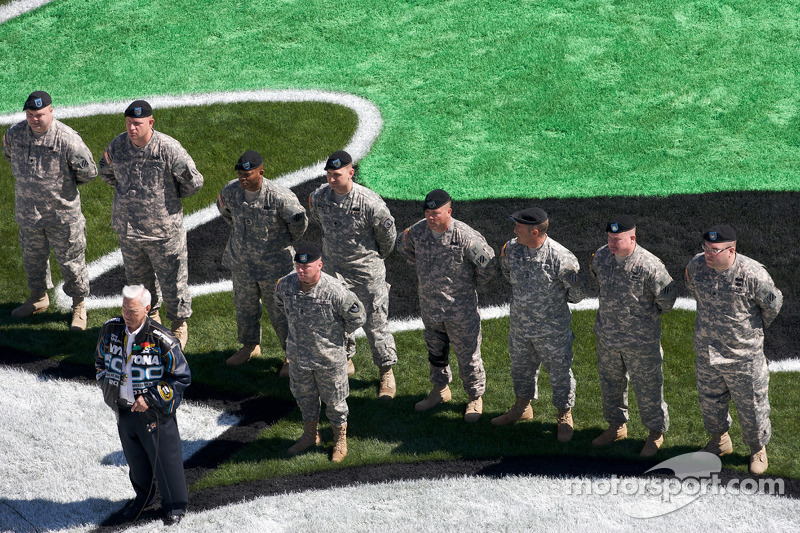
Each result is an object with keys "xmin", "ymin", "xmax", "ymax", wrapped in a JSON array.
[
  {"xmin": 402, "ymin": 228, "xmax": 410, "ymax": 242},
  {"xmin": 767, "ymin": 292, "xmax": 777, "ymax": 303},
  {"xmin": 501, "ymin": 242, "xmax": 508, "ymax": 257},
  {"xmin": 467, "ymin": 239, "xmax": 493, "ymax": 267},
  {"xmin": 157, "ymin": 381, "xmax": 173, "ymax": 402}
]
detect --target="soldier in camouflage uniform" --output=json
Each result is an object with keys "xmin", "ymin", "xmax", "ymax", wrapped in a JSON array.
[
  {"xmin": 99, "ymin": 100, "xmax": 203, "ymax": 350},
  {"xmin": 274, "ymin": 243, "xmax": 366, "ymax": 462},
  {"xmin": 493, "ymin": 208, "xmax": 585, "ymax": 442},
  {"xmin": 308, "ymin": 150, "xmax": 398, "ymax": 399},
  {"xmin": 3, "ymin": 91, "xmax": 97, "ymax": 331},
  {"xmin": 217, "ymin": 150, "xmax": 307, "ymax": 366},
  {"xmin": 396, "ymin": 189, "xmax": 496, "ymax": 422},
  {"xmin": 685, "ymin": 224, "xmax": 782, "ymax": 475},
  {"xmin": 589, "ymin": 215, "xmax": 676, "ymax": 456}
]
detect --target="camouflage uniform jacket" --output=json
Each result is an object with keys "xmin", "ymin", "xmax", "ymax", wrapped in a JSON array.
[
  {"xmin": 217, "ymin": 178, "xmax": 307, "ymax": 280},
  {"xmin": 99, "ymin": 130, "xmax": 203, "ymax": 240},
  {"xmin": 94, "ymin": 316, "xmax": 191, "ymax": 416},
  {"xmin": 685, "ymin": 252, "xmax": 783, "ymax": 364},
  {"xmin": 590, "ymin": 244, "xmax": 676, "ymax": 347},
  {"xmin": 501, "ymin": 236, "xmax": 585, "ymax": 336},
  {"xmin": 308, "ymin": 182, "xmax": 395, "ymax": 284},
  {"xmin": 3, "ymin": 119, "xmax": 97, "ymax": 227},
  {"xmin": 397, "ymin": 218, "xmax": 496, "ymax": 322},
  {"xmin": 274, "ymin": 271, "xmax": 367, "ymax": 370}
]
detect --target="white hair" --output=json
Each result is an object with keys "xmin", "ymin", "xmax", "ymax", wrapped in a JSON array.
[{"xmin": 122, "ymin": 284, "xmax": 151, "ymax": 308}]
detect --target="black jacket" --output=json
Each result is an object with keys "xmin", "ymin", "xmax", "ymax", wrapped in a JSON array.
[{"xmin": 94, "ymin": 316, "xmax": 191, "ymax": 416}]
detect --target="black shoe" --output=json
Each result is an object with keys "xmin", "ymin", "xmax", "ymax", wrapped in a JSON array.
[
  {"xmin": 164, "ymin": 513, "xmax": 184, "ymax": 526},
  {"xmin": 120, "ymin": 500, "xmax": 144, "ymax": 521},
  {"xmin": 119, "ymin": 496, "xmax": 156, "ymax": 522}
]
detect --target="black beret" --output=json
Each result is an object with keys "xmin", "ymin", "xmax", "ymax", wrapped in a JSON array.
[
  {"xmin": 23, "ymin": 91, "xmax": 51, "ymax": 110},
  {"xmin": 704, "ymin": 224, "xmax": 737, "ymax": 243},
  {"xmin": 423, "ymin": 189, "xmax": 452, "ymax": 210},
  {"xmin": 235, "ymin": 150, "xmax": 263, "ymax": 171},
  {"xmin": 511, "ymin": 207, "xmax": 548, "ymax": 225},
  {"xmin": 124, "ymin": 100, "xmax": 153, "ymax": 118},
  {"xmin": 324, "ymin": 150, "xmax": 352, "ymax": 170},
  {"xmin": 294, "ymin": 243, "xmax": 322, "ymax": 264},
  {"xmin": 606, "ymin": 215, "xmax": 636, "ymax": 233}
]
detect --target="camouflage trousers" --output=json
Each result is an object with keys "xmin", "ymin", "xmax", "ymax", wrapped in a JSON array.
[
  {"xmin": 289, "ymin": 360, "xmax": 349, "ymax": 426},
  {"xmin": 508, "ymin": 327, "xmax": 576, "ymax": 410},
  {"xmin": 18, "ymin": 218, "xmax": 89, "ymax": 297},
  {"xmin": 422, "ymin": 308, "xmax": 486, "ymax": 399},
  {"xmin": 231, "ymin": 267, "xmax": 288, "ymax": 351},
  {"xmin": 695, "ymin": 349, "xmax": 771, "ymax": 448},
  {"xmin": 343, "ymin": 280, "xmax": 397, "ymax": 367},
  {"xmin": 596, "ymin": 339, "xmax": 669, "ymax": 432},
  {"xmin": 118, "ymin": 230, "xmax": 191, "ymax": 322}
]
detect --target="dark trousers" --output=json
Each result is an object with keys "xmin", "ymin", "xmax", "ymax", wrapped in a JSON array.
[{"xmin": 117, "ymin": 409, "xmax": 188, "ymax": 515}]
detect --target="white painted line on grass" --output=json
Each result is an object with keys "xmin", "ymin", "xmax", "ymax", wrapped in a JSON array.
[
  {"xmin": 0, "ymin": 0, "xmax": 53, "ymax": 24},
  {"xmin": 769, "ymin": 358, "xmax": 800, "ymax": 373}
]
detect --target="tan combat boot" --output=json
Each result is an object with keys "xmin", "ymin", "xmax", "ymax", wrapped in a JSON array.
[
  {"xmin": 702, "ymin": 432, "xmax": 733, "ymax": 456},
  {"xmin": 331, "ymin": 423, "xmax": 348, "ymax": 462},
  {"xmin": 557, "ymin": 408, "xmax": 574, "ymax": 442},
  {"xmin": 288, "ymin": 419, "xmax": 321, "ymax": 456},
  {"xmin": 70, "ymin": 297, "xmax": 87, "ymax": 331},
  {"xmin": 491, "ymin": 397, "xmax": 533, "ymax": 426},
  {"xmin": 279, "ymin": 358, "xmax": 290, "ymax": 378},
  {"xmin": 378, "ymin": 366, "xmax": 396, "ymax": 400},
  {"xmin": 464, "ymin": 396, "xmax": 483, "ymax": 423},
  {"xmin": 640, "ymin": 430, "xmax": 664, "ymax": 457},
  {"xmin": 226, "ymin": 344, "xmax": 260, "ymax": 366},
  {"xmin": 347, "ymin": 359, "xmax": 355, "ymax": 376},
  {"xmin": 171, "ymin": 320, "xmax": 188, "ymax": 351},
  {"xmin": 147, "ymin": 307, "xmax": 162, "ymax": 324},
  {"xmin": 592, "ymin": 423, "xmax": 628, "ymax": 447},
  {"xmin": 749, "ymin": 446, "xmax": 768, "ymax": 475},
  {"xmin": 11, "ymin": 291, "xmax": 49, "ymax": 318},
  {"xmin": 415, "ymin": 384, "xmax": 451, "ymax": 411}
]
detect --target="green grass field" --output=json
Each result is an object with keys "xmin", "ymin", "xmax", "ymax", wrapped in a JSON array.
[
  {"xmin": 1, "ymin": 0, "xmax": 799, "ymax": 199},
  {"xmin": 1, "ymin": 0, "xmax": 799, "ymax": 492}
]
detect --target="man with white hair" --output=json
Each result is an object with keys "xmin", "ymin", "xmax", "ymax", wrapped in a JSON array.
[{"xmin": 94, "ymin": 285, "xmax": 191, "ymax": 526}]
